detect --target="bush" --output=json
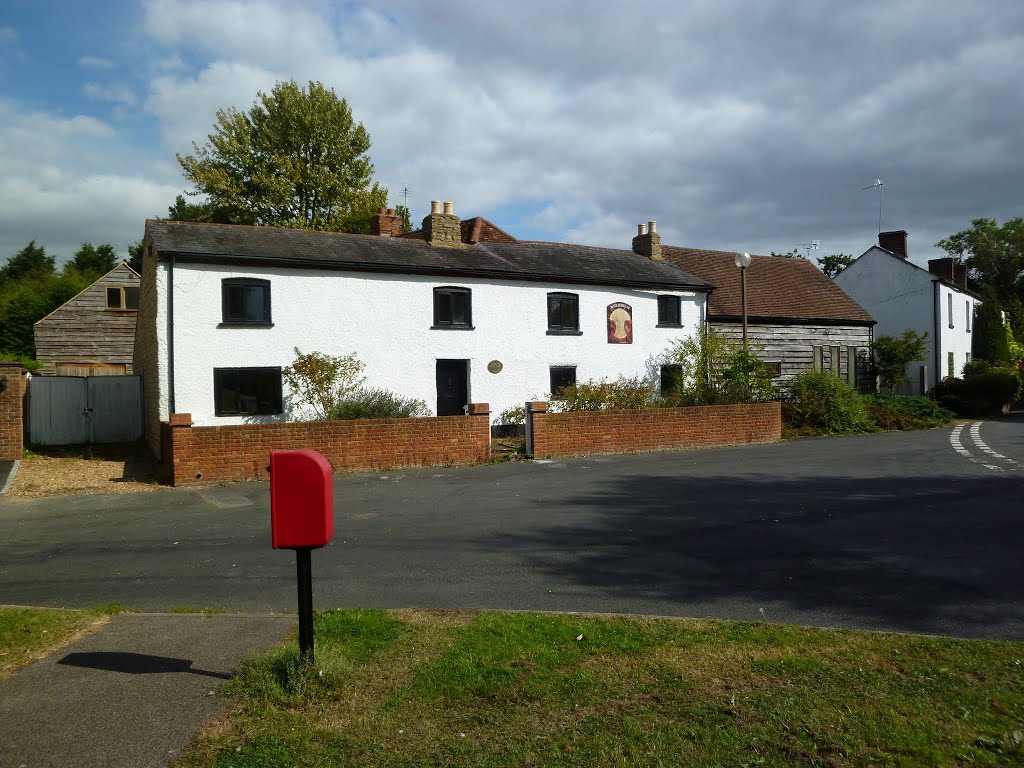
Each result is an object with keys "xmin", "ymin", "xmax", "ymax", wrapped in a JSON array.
[
  {"xmin": 662, "ymin": 329, "xmax": 777, "ymax": 406},
  {"xmin": 932, "ymin": 368, "xmax": 1021, "ymax": 417},
  {"xmin": 552, "ymin": 377, "xmax": 656, "ymax": 412},
  {"xmin": 783, "ymin": 371, "xmax": 876, "ymax": 434},
  {"xmin": 873, "ymin": 331, "xmax": 928, "ymax": 393},
  {"xmin": 864, "ymin": 394, "xmax": 955, "ymax": 430},
  {"xmin": 496, "ymin": 405, "xmax": 526, "ymax": 425},
  {"xmin": 0, "ymin": 352, "xmax": 41, "ymax": 372},
  {"xmin": 328, "ymin": 388, "xmax": 429, "ymax": 420}
]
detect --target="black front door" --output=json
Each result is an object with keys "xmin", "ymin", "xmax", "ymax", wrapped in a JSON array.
[{"xmin": 436, "ymin": 359, "xmax": 469, "ymax": 416}]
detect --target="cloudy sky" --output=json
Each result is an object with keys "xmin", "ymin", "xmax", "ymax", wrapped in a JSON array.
[{"xmin": 1, "ymin": 0, "xmax": 1021, "ymax": 269}]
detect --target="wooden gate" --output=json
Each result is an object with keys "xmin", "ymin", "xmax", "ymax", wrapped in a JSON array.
[{"xmin": 27, "ymin": 375, "xmax": 143, "ymax": 445}]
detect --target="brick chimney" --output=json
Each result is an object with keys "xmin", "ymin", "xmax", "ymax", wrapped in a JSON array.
[
  {"xmin": 928, "ymin": 257, "xmax": 968, "ymax": 288},
  {"xmin": 423, "ymin": 200, "xmax": 464, "ymax": 248},
  {"xmin": 631, "ymin": 220, "xmax": 662, "ymax": 260},
  {"xmin": 371, "ymin": 207, "xmax": 404, "ymax": 237},
  {"xmin": 878, "ymin": 230, "xmax": 908, "ymax": 258}
]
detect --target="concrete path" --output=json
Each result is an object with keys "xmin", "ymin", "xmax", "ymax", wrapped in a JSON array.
[{"xmin": 0, "ymin": 612, "xmax": 294, "ymax": 768}]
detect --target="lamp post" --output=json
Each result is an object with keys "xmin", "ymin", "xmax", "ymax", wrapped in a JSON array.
[{"xmin": 734, "ymin": 252, "xmax": 751, "ymax": 351}]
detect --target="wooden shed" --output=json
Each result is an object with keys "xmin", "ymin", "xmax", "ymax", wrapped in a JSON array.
[{"xmin": 33, "ymin": 262, "xmax": 140, "ymax": 376}]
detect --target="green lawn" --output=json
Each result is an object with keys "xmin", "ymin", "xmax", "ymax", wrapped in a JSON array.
[
  {"xmin": 0, "ymin": 605, "xmax": 113, "ymax": 679},
  {"xmin": 180, "ymin": 609, "xmax": 1024, "ymax": 767}
]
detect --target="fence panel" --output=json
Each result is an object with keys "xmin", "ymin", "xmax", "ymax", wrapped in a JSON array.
[
  {"xmin": 88, "ymin": 376, "xmax": 143, "ymax": 443},
  {"xmin": 28, "ymin": 377, "xmax": 89, "ymax": 445}
]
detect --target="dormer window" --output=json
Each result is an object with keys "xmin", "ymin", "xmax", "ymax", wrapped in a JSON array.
[
  {"xmin": 221, "ymin": 278, "xmax": 272, "ymax": 325},
  {"xmin": 106, "ymin": 286, "xmax": 139, "ymax": 310}
]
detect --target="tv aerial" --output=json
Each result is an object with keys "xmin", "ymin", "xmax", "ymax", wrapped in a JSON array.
[{"xmin": 861, "ymin": 179, "xmax": 884, "ymax": 234}]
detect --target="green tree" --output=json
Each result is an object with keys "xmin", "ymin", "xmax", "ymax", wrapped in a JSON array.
[
  {"xmin": 127, "ymin": 241, "xmax": 144, "ymax": 274},
  {"xmin": 873, "ymin": 330, "xmax": 928, "ymax": 393},
  {"xmin": 0, "ymin": 241, "xmax": 55, "ymax": 285},
  {"xmin": 972, "ymin": 286, "xmax": 1011, "ymax": 365},
  {"xmin": 937, "ymin": 217, "xmax": 1024, "ymax": 337},
  {"xmin": 770, "ymin": 248, "xmax": 803, "ymax": 259},
  {"xmin": 282, "ymin": 348, "xmax": 365, "ymax": 420},
  {"xmin": 817, "ymin": 253, "xmax": 854, "ymax": 278},
  {"xmin": 663, "ymin": 329, "xmax": 776, "ymax": 405},
  {"xmin": 68, "ymin": 242, "xmax": 118, "ymax": 278},
  {"xmin": 0, "ymin": 272, "xmax": 87, "ymax": 357},
  {"xmin": 395, "ymin": 204, "xmax": 413, "ymax": 233},
  {"xmin": 176, "ymin": 79, "xmax": 388, "ymax": 232}
]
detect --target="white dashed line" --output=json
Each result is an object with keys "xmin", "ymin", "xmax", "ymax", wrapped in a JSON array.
[{"xmin": 949, "ymin": 421, "xmax": 1016, "ymax": 472}]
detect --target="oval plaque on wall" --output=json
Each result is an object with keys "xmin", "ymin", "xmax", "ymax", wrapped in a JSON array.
[{"xmin": 487, "ymin": 360, "xmax": 503, "ymax": 374}]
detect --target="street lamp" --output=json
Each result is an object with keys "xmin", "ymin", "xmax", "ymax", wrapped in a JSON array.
[{"xmin": 734, "ymin": 252, "xmax": 751, "ymax": 351}]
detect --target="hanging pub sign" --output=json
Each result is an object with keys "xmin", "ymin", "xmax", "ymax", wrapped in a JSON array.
[{"xmin": 607, "ymin": 302, "xmax": 633, "ymax": 344}]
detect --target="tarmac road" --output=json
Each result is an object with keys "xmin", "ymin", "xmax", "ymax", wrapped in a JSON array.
[{"xmin": 2, "ymin": 417, "xmax": 1022, "ymax": 639}]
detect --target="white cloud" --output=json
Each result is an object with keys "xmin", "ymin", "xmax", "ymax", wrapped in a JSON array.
[
  {"xmin": 0, "ymin": 27, "xmax": 15, "ymax": 43},
  {"xmin": 78, "ymin": 55, "xmax": 115, "ymax": 69},
  {"xmin": 83, "ymin": 82, "xmax": 138, "ymax": 106}
]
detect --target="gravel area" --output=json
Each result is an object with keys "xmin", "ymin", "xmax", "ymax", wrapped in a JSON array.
[{"xmin": 5, "ymin": 444, "xmax": 168, "ymax": 498}]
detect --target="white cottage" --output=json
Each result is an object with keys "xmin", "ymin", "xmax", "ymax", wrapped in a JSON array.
[
  {"xmin": 134, "ymin": 204, "xmax": 710, "ymax": 457},
  {"xmin": 833, "ymin": 230, "xmax": 979, "ymax": 394}
]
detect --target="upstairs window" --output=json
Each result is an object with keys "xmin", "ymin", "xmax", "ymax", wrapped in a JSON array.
[
  {"xmin": 948, "ymin": 294, "xmax": 954, "ymax": 328},
  {"xmin": 657, "ymin": 295, "xmax": 681, "ymax": 326},
  {"xmin": 106, "ymin": 286, "xmax": 139, "ymax": 310},
  {"xmin": 547, "ymin": 292, "xmax": 580, "ymax": 334},
  {"xmin": 433, "ymin": 287, "xmax": 472, "ymax": 328},
  {"xmin": 222, "ymin": 278, "xmax": 271, "ymax": 325},
  {"xmin": 966, "ymin": 300, "xmax": 972, "ymax": 332},
  {"xmin": 214, "ymin": 367, "xmax": 282, "ymax": 416},
  {"xmin": 549, "ymin": 365, "xmax": 577, "ymax": 397}
]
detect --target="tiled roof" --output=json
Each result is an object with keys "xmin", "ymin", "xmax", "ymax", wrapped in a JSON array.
[
  {"xmin": 146, "ymin": 220, "xmax": 710, "ymax": 291},
  {"xmin": 398, "ymin": 216, "xmax": 518, "ymax": 244},
  {"xmin": 662, "ymin": 246, "xmax": 875, "ymax": 324}
]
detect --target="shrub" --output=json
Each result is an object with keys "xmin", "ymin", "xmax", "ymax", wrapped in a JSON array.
[
  {"xmin": 0, "ymin": 352, "xmax": 41, "ymax": 372},
  {"xmin": 496, "ymin": 405, "xmax": 526, "ymax": 425},
  {"xmin": 863, "ymin": 394, "xmax": 955, "ymax": 430},
  {"xmin": 932, "ymin": 368, "xmax": 1021, "ymax": 417},
  {"xmin": 873, "ymin": 331, "xmax": 928, "ymax": 393},
  {"xmin": 662, "ymin": 329, "xmax": 777, "ymax": 406},
  {"xmin": 283, "ymin": 348, "xmax": 364, "ymax": 420},
  {"xmin": 329, "ymin": 388, "xmax": 429, "ymax": 420},
  {"xmin": 783, "ymin": 371, "xmax": 875, "ymax": 434},
  {"xmin": 551, "ymin": 377, "xmax": 656, "ymax": 412}
]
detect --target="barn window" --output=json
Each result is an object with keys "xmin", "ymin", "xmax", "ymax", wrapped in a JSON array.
[{"xmin": 106, "ymin": 286, "xmax": 139, "ymax": 310}]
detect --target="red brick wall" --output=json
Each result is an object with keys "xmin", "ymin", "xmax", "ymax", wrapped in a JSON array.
[
  {"xmin": 167, "ymin": 410, "xmax": 491, "ymax": 486},
  {"xmin": 529, "ymin": 401, "xmax": 781, "ymax": 459},
  {"xmin": 0, "ymin": 364, "xmax": 26, "ymax": 461}
]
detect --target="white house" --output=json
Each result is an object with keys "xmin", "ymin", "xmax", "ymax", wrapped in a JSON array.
[
  {"xmin": 134, "ymin": 204, "xmax": 710, "ymax": 457},
  {"xmin": 833, "ymin": 230, "xmax": 979, "ymax": 394}
]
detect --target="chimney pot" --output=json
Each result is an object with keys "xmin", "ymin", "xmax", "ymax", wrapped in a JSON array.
[
  {"xmin": 386, "ymin": 207, "xmax": 396, "ymax": 215},
  {"xmin": 878, "ymin": 230, "xmax": 908, "ymax": 258},
  {"xmin": 430, "ymin": 200, "xmax": 442, "ymax": 215},
  {"xmin": 648, "ymin": 220, "xmax": 657, "ymax": 234},
  {"xmin": 443, "ymin": 201, "xmax": 454, "ymax": 215},
  {"xmin": 637, "ymin": 224, "xmax": 647, "ymax": 236},
  {"xmin": 378, "ymin": 207, "xmax": 387, "ymax": 214}
]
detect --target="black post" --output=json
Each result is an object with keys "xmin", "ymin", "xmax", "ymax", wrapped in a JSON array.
[{"xmin": 296, "ymin": 548, "xmax": 314, "ymax": 664}]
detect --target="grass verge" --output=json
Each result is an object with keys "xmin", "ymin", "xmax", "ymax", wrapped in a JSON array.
[
  {"xmin": 178, "ymin": 609, "xmax": 1024, "ymax": 767},
  {"xmin": 0, "ymin": 605, "xmax": 117, "ymax": 680}
]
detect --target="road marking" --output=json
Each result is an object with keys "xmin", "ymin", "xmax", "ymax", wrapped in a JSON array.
[
  {"xmin": 969, "ymin": 421, "xmax": 1019, "ymax": 465},
  {"xmin": 949, "ymin": 422, "xmax": 1017, "ymax": 472}
]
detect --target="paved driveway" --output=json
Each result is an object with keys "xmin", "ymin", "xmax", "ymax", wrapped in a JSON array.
[{"xmin": 2, "ymin": 417, "xmax": 1022, "ymax": 639}]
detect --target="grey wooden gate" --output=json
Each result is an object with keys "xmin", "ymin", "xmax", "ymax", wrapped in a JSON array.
[{"xmin": 28, "ymin": 376, "xmax": 143, "ymax": 445}]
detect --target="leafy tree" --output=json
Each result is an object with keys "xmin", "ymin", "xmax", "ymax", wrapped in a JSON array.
[
  {"xmin": 937, "ymin": 217, "xmax": 1024, "ymax": 336},
  {"xmin": 0, "ymin": 241, "xmax": 55, "ymax": 285},
  {"xmin": 817, "ymin": 253, "xmax": 854, "ymax": 278},
  {"xmin": 770, "ymin": 248, "xmax": 803, "ymax": 259},
  {"xmin": 873, "ymin": 330, "xmax": 928, "ymax": 393},
  {"xmin": 176, "ymin": 79, "xmax": 388, "ymax": 232},
  {"xmin": 395, "ymin": 204, "xmax": 413, "ymax": 233},
  {"xmin": 0, "ymin": 272, "xmax": 87, "ymax": 357},
  {"xmin": 972, "ymin": 286, "xmax": 1011, "ymax": 365},
  {"xmin": 68, "ymin": 242, "xmax": 118, "ymax": 277},
  {"xmin": 663, "ymin": 329, "xmax": 777, "ymax": 405},
  {"xmin": 127, "ymin": 241, "xmax": 144, "ymax": 274}
]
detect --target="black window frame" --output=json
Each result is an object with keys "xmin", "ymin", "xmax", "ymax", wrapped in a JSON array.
[
  {"xmin": 948, "ymin": 293, "xmax": 954, "ymax": 329},
  {"xmin": 221, "ymin": 278, "xmax": 272, "ymax": 326},
  {"xmin": 966, "ymin": 300, "xmax": 972, "ymax": 332},
  {"xmin": 657, "ymin": 295, "xmax": 682, "ymax": 327},
  {"xmin": 660, "ymin": 364, "xmax": 683, "ymax": 396},
  {"xmin": 432, "ymin": 286, "xmax": 473, "ymax": 329},
  {"xmin": 547, "ymin": 292, "xmax": 581, "ymax": 335},
  {"xmin": 213, "ymin": 366, "xmax": 283, "ymax": 416},
  {"xmin": 549, "ymin": 365, "xmax": 577, "ymax": 398},
  {"xmin": 105, "ymin": 285, "xmax": 139, "ymax": 310}
]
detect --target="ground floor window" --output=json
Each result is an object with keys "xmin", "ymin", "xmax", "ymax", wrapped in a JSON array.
[
  {"xmin": 214, "ymin": 367, "xmax": 283, "ymax": 415},
  {"xmin": 549, "ymin": 365, "xmax": 577, "ymax": 397},
  {"xmin": 660, "ymin": 364, "xmax": 682, "ymax": 395}
]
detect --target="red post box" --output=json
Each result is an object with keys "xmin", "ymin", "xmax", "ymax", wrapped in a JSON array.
[{"xmin": 270, "ymin": 449, "xmax": 334, "ymax": 549}]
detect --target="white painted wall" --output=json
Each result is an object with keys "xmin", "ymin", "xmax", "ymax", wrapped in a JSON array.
[
  {"xmin": 834, "ymin": 247, "xmax": 977, "ymax": 393},
  {"xmin": 157, "ymin": 262, "xmax": 705, "ymax": 426}
]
